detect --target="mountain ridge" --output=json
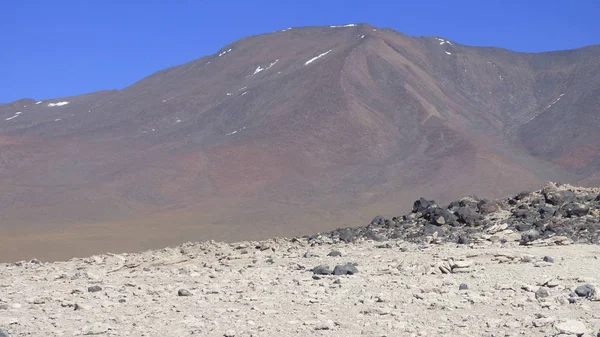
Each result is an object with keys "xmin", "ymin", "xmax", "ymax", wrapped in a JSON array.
[{"xmin": 0, "ymin": 23, "xmax": 598, "ymax": 261}]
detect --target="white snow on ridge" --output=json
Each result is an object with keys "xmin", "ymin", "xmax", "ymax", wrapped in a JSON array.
[
  {"xmin": 546, "ymin": 93, "xmax": 565, "ymax": 109},
  {"xmin": 437, "ymin": 38, "xmax": 453, "ymax": 46},
  {"xmin": 253, "ymin": 66, "xmax": 264, "ymax": 75},
  {"xmin": 226, "ymin": 126, "xmax": 247, "ymax": 136},
  {"xmin": 281, "ymin": 28, "xmax": 292, "ymax": 32},
  {"xmin": 35, "ymin": 101, "xmax": 42, "ymax": 104},
  {"xmin": 266, "ymin": 59, "xmax": 278, "ymax": 70},
  {"xmin": 330, "ymin": 24, "xmax": 357, "ymax": 28},
  {"xmin": 218, "ymin": 48, "xmax": 232, "ymax": 57},
  {"xmin": 445, "ymin": 51, "xmax": 452, "ymax": 55},
  {"xmin": 48, "ymin": 101, "xmax": 69, "ymax": 107},
  {"xmin": 305, "ymin": 50, "xmax": 332, "ymax": 65},
  {"xmin": 5, "ymin": 111, "xmax": 22, "ymax": 120}
]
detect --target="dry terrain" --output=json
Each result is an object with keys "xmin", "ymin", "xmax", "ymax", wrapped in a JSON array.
[
  {"xmin": 1, "ymin": 23, "xmax": 599, "ymax": 260},
  {"xmin": 1, "ymin": 238, "xmax": 599, "ymax": 337}
]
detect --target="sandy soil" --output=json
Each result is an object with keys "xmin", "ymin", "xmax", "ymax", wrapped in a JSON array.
[{"xmin": 1, "ymin": 237, "xmax": 599, "ymax": 336}]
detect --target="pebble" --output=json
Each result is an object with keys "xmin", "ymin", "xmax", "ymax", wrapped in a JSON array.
[
  {"xmin": 554, "ymin": 320, "xmax": 587, "ymax": 335},
  {"xmin": 0, "ymin": 330, "xmax": 9, "ymax": 337},
  {"xmin": 224, "ymin": 329, "xmax": 236, "ymax": 337},
  {"xmin": 543, "ymin": 256, "xmax": 555, "ymax": 263},
  {"xmin": 178, "ymin": 289, "xmax": 193, "ymax": 297},
  {"xmin": 312, "ymin": 265, "xmax": 333, "ymax": 275},
  {"xmin": 459, "ymin": 283, "xmax": 469, "ymax": 290},
  {"xmin": 535, "ymin": 287, "xmax": 550, "ymax": 299},
  {"xmin": 328, "ymin": 250, "xmax": 342, "ymax": 257},
  {"xmin": 574, "ymin": 284, "xmax": 595, "ymax": 297},
  {"xmin": 87, "ymin": 285, "xmax": 102, "ymax": 293}
]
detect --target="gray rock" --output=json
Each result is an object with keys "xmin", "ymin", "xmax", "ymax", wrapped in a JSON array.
[
  {"xmin": 178, "ymin": 289, "xmax": 192, "ymax": 296},
  {"xmin": 29, "ymin": 258, "xmax": 41, "ymax": 265},
  {"xmin": 544, "ymin": 189, "xmax": 575, "ymax": 206},
  {"xmin": 223, "ymin": 330, "xmax": 236, "ymax": 337},
  {"xmin": 312, "ymin": 265, "xmax": 333, "ymax": 275},
  {"xmin": 478, "ymin": 200, "xmax": 498, "ymax": 214},
  {"xmin": 327, "ymin": 250, "xmax": 342, "ymax": 257},
  {"xmin": 303, "ymin": 251, "xmax": 317, "ymax": 258},
  {"xmin": 574, "ymin": 284, "xmax": 595, "ymax": 297},
  {"xmin": 0, "ymin": 329, "xmax": 9, "ymax": 337},
  {"xmin": 413, "ymin": 198, "xmax": 435, "ymax": 213},
  {"xmin": 457, "ymin": 235, "xmax": 470, "ymax": 245},
  {"xmin": 521, "ymin": 229, "xmax": 541, "ymax": 244},
  {"xmin": 459, "ymin": 283, "xmax": 469, "ymax": 290},
  {"xmin": 87, "ymin": 285, "xmax": 102, "ymax": 293},
  {"xmin": 535, "ymin": 287, "xmax": 550, "ymax": 299},
  {"xmin": 543, "ymin": 256, "xmax": 555, "ymax": 263},
  {"xmin": 333, "ymin": 263, "xmax": 359, "ymax": 275},
  {"xmin": 561, "ymin": 203, "xmax": 590, "ymax": 217},
  {"xmin": 554, "ymin": 320, "xmax": 587, "ymax": 335}
]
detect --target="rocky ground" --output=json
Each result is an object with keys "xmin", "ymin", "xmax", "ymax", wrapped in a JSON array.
[{"xmin": 1, "ymin": 183, "xmax": 600, "ymax": 337}]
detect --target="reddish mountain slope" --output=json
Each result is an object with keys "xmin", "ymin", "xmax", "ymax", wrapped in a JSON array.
[{"xmin": 0, "ymin": 24, "xmax": 598, "ymax": 261}]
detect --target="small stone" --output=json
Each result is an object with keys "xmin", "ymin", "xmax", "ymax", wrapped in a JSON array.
[
  {"xmin": 74, "ymin": 303, "xmax": 92, "ymax": 311},
  {"xmin": 303, "ymin": 251, "xmax": 316, "ymax": 258},
  {"xmin": 333, "ymin": 279, "xmax": 342, "ymax": 284},
  {"xmin": 0, "ymin": 304, "xmax": 8, "ymax": 310},
  {"xmin": 333, "ymin": 263, "xmax": 359, "ymax": 275},
  {"xmin": 312, "ymin": 265, "xmax": 333, "ymax": 275},
  {"xmin": 328, "ymin": 250, "xmax": 342, "ymax": 257},
  {"xmin": 314, "ymin": 320, "xmax": 334, "ymax": 330},
  {"xmin": 543, "ymin": 256, "xmax": 555, "ymax": 263},
  {"xmin": 178, "ymin": 289, "xmax": 192, "ymax": 297},
  {"xmin": 452, "ymin": 260, "xmax": 473, "ymax": 269},
  {"xmin": 574, "ymin": 284, "xmax": 595, "ymax": 297},
  {"xmin": 457, "ymin": 235, "xmax": 470, "ymax": 245},
  {"xmin": 224, "ymin": 330, "xmax": 236, "ymax": 337},
  {"xmin": 30, "ymin": 258, "xmax": 41, "ymax": 265},
  {"xmin": 554, "ymin": 320, "xmax": 587, "ymax": 335},
  {"xmin": 459, "ymin": 283, "xmax": 469, "ymax": 290},
  {"xmin": 0, "ymin": 329, "xmax": 9, "ymax": 337},
  {"xmin": 87, "ymin": 285, "xmax": 102, "ymax": 293},
  {"xmin": 535, "ymin": 287, "xmax": 550, "ymax": 299}
]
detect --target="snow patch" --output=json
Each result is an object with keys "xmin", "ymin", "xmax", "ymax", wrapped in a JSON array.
[
  {"xmin": 54, "ymin": 118, "xmax": 61, "ymax": 122},
  {"xmin": 360, "ymin": 35, "xmax": 365, "ymax": 38},
  {"xmin": 48, "ymin": 101, "xmax": 69, "ymax": 107},
  {"xmin": 253, "ymin": 66, "xmax": 264, "ymax": 75},
  {"xmin": 226, "ymin": 126, "xmax": 247, "ymax": 136},
  {"xmin": 329, "ymin": 24, "xmax": 357, "ymax": 28},
  {"xmin": 241, "ymin": 91, "xmax": 249, "ymax": 96},
  {"xmin": 281, "ymin": 28, "xmax": 292, "ymax": 32},
  {"xmin": 226, "ymin": 93, "xmax": 232, "ymax": 96},
  {"xmin": 546, "ymin": 94, "xmax": 565, "ymax": 109},
  {"xmin": 437, "ymin": 38, "xmax": 453, "ymax": 46},
  {"xmin": 445, "ymin": 51, "xmax": 452, "ymax": 55},
  {"xmin": 35, "ymin": 101, "xmax": 42, "ymax": 104},
  {"xmin": 305, "ymin": 50, "xmax": 332, "ymax": 65},
  {"xmin": 266, "ymin": 59, "xmax": 279, "ymax": 70},
  {"xmin": 218, "ymin": 48, "xmax": 232, "ymax": 57},
  {"xmin": 238, "ymin": 87, "xmax": 247, "ymax": 91}
]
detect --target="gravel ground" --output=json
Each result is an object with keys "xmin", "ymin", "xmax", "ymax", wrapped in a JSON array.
[{"xmin": 1, "ymin": 237, "xmax": 599, "ymax": 337}]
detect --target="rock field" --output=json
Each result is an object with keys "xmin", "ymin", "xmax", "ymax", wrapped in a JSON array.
[{"xmin": 1, "ymin": 183, "xmax": 600, "ymax": 337}]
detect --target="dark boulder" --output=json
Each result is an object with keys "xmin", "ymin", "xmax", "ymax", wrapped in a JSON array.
[
  {"xmin": 312, "ymin": 265, "xmax": 333, "ymax": 275},
  {"xmin": 413, "ymin": 198, "xmax": 435, "ymax": 213},
  {"xmin": 515, "ymin": 191, "xmax": 531, "ymax": 200},
  {"xmin": 559, "ymin": 203, "xmax": 590, "ymax": 217},
  {"xmin": 520, "ymin": 229, "xmax": 541, "ymax": 244},
  {"xmin": 370, "ymin": 215, "xmax": 392, "ymax": 226},
  {"xmin": 422, "ymin": 207, "xmax": 457, "ymax": 226},
  {"xmin": 574, "ymin": 284, "xmax": 595, "ymax": 297},
  {"xmin": 543, "ymin": 189, "xmax": 575, "ymax": 206},
  {"xmin": 477, "ymin": 199, "xmax": 498, "ymax": 214},
  {"xmin": 457, "ymin": 235, "xmax": 470, "ymax": 245},
  {"xmin": 333, "ymin": 263, "xmax": 359, "ymax": 275},
  {"xmin": 539, "ymin": 206, "xmax": 556, "ymax": 219},
  {"xmin": 454, "ymin": 207, "xmax": 483, "ymax": 226}
]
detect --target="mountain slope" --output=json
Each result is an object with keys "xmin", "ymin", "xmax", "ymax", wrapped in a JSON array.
[{"xmin": 0, "ymin": 23, "xmax": 598, "ymax": 261}]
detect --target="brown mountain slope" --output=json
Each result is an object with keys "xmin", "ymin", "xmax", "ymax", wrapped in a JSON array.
[{"xmin": 0, "ymin": 24, "xmax": 598, "ymax": 261}]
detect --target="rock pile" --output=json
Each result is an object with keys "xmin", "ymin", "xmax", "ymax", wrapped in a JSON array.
[{"xmin": 308, "ymin": 182, "xmax": 600, "ymax": 247}]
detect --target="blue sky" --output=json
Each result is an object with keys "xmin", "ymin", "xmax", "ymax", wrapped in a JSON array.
[{"xmin": 1, "ymin": 0, "xmax": 599, "ymax": 103}]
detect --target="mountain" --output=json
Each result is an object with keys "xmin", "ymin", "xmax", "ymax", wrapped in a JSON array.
[{"xmin": 1, "ymin": 23, "xmax": 599, "ymax": 261}]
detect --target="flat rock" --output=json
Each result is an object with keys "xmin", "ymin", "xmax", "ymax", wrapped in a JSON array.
[{"xmin": 554, "ymin": 320, "xmax": 587, "ymax": 335}]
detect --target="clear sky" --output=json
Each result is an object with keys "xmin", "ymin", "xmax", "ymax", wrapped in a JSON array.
[{"xmin": 1, "ymin": 0, "xmax": 599, "ymax": 103}]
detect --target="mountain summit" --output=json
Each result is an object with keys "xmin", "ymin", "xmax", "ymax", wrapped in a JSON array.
[{"xmin": 1, "ymin": 24, "xmax": 599, "ymax": 261}]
